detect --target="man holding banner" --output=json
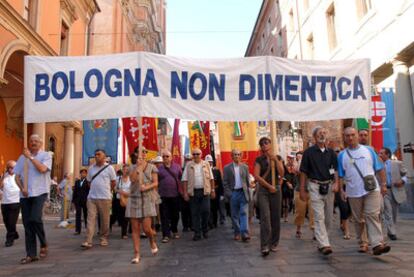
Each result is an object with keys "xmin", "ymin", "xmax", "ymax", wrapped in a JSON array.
[{"xmin": 14, "ymin": 134, "xmax": 52, "ymax": 264}]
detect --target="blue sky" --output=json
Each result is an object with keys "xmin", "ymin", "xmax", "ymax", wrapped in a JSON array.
[{"xmin": 166, "ymin": 0, "xmax": 263, "ymax": 58}]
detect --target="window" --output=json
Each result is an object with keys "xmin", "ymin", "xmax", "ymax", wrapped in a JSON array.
[
  {"xmin": 278, "ymin": 30, "xmax": 284, "ymax": 56},
  {"xmin": 60, "ymin": 22, "xmax": 69, "ymax": 56},
  {"xmin": 266, "ymin": 18, "xmax": 271, "ymax": 35},
  {"xmin": 23, "ymin": 0, "xmax": 37, "ymax": 28},
  {"xmin": 307, "ymin": 33, "xmax": 314, "ymax": 59},
  {"xmin": 270, "ymin": 47, "xmax": 274, "ymax": 54},
  {"xmin": 356, "ymin": 0, "xmax": 372, "ymax": 19},
  {"xmin": 326, "ymin": 4, "xmax": 337, "ymax": 51}
]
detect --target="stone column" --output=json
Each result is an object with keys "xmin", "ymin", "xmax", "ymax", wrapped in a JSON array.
[
  {"xmin": 393, "ymin": 60, "xmax": 414, "ymax": 178},
  {"xmin": 74, "ymin": 127, "xmax": 83, "ymax": 179},
  {"xmin": 63, "ymin": 124, "xmax": 75, "ymax": 176},
  {"xmin": 32, "ymin": 123, "xmax": 46, "ymax": 144}
]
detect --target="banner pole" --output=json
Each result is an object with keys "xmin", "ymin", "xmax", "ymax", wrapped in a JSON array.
[
  {"xmin": 270, "ymin": 120, "xmax": 278, "ymax": 191},
  {"xmin": 23, "ymin": 123, "xmax": 28, "ymax": 196}
]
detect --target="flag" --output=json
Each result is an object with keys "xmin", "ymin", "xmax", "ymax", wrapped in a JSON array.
[
  {"xmin": 82, "ymin": 119, "xmax": 118, "ymax": 166},
  {"xmin": 356, "ymin": 88, "xmax": 397, "ymax": 153},
  {"xmin": 188, "ymin": 121, "xmax": 210, "ymax": 158},
  {"xmin": 218, "ymin": 121, "xmax": 259, "ymax": 173},
  {"xmin": 171, "ymin": 119, "xmax": 181, "ymax": 165},
  {"xmin": 122, "ymin": 117, "xmax": 159, "ymax": 160}
]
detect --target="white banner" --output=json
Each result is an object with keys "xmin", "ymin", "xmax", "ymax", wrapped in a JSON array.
[{"xmin": 24, "ymin": 52, "xmax": 370, "ymax": 123}]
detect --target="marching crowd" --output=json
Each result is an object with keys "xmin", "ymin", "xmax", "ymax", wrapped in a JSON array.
[{"xmin": 0, "ymin": 126, "xmax": 408, "ymax": 265}]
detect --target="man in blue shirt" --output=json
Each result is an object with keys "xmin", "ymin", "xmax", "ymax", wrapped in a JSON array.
[{"xmin": 338, "ymin": 127, "xmax": 390, "ymax": 256}]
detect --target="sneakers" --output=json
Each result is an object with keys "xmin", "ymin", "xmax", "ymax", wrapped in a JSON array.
[
  {"xmin": 373, "ymin": 244, "xmax": 391, "ymax": 256},
  {"xmin": 162, "ymin": 237, "xmax": 170, "ymax": 243},
  {"xmin": 242, "ymin": 235, "xmax": 251, "ymax": 243},
  {"xmin": 261, "ymin": 248, "xmax": 270, "ymax": 257}
]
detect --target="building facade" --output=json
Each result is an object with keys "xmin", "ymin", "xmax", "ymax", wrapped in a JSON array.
[
  {"xmin": 279, "ymin": 0, "xmax": 414, "ymax": 199},
  {"xmin": 0, "ymin": 0, "xmax": 99, "ymax": 178}
]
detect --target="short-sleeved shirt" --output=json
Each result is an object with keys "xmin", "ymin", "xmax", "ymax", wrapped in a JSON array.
[
  {"xmin": 1, "ymin": 173, "xmax": 20, "ymax": 204},
  {"xmin": 14, "ymin": 151, "xmax": 52, "ymax": 198},
  {"xmin": 87, "ymin": 164, "xmax": 116, "ymax": 200},
  {"xmin": 255, "ymin": 155, "xmax": 279, "ymax": 187},
  {"xmin": 58, "ymin": 179, "xmax": 73, "ymax": 201},
  {"xmin": 337, "ymin": 145, "xmax": 383, "ymax": 198},
  {"xmin": 116, "ymin": 176, "xmax": 131, "ymax": 199},
  {"xmin": 300, "ymin": 145, "xmax": 337, "ymax": 181},
  {"xmin": 158, "ymin": 163, "xmax": 182, "ymax": 198},
  {"xmin": 181, "ymin": 162, "xmax": 213, "ymax": 189}
]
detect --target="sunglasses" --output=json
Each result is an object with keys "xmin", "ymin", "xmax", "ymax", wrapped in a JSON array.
[
  {"xmin": 142, "ymin": 150, "xmax": 148, "ymax": 154},
  {"xmin": 162, "ymin": 155, "xmax": 170, "ymax": 158},
  {"xmin": 192, "ymin": 153, "xmax": 201, "ymax": 156},
  {"xmin": 260, "ymin": 140, "xmax": 271, "ymax": 146},
  {"xmin": 233, "ymin": 153, "xmax": 241, "ymax": 156}
]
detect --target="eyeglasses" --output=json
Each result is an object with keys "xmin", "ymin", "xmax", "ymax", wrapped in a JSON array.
[
  {"xmin": 192, "ymin": 153, "xmax": 201, "ymax": 156},
  {"xmin": 260, "ymin": 140, "xmax": 271, "ymax": 146}
]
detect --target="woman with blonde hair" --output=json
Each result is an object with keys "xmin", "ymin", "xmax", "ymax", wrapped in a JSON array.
[{"xmin": 126, "ymin": 148, "xmax": 159, "ymax": 264}]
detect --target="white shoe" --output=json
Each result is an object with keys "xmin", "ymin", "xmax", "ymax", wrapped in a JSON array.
[{"xmin": 131, "ymin": 256, "xmax": 140, "ymax": 264}]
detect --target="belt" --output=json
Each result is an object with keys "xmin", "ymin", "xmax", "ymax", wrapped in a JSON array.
[
  {"xmin": 233, "ymin": 188, "xmax": 243, "ymax": 192},
  {"xmin": 310, "ymin": 179, "xmax": 332, "ymax": 185},
  {"xmin": 194, "ymin": 188, "xmax": 204, "ymax": 191}
]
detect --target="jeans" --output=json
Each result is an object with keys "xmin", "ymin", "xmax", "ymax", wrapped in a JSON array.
[
  {"xmin": 160, "ymin": 196, "xmax": 180, "ymax": 237},
  {"xmin": 231, "ymin": 190, "xmax": 249, "ymax": 236},
  {"xmin": 190, "ymin": 189, "xmax": 210, "ymax": 236},
  {"xmin": 20, "ymin": 193, "xmax": 48, "ymax": 257},
  {"xmin": 1, "ymin": 203, "xmax": 20, "ymax": 243}
]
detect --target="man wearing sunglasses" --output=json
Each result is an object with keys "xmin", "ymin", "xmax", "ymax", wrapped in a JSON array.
[{"xmin": 182, "ymin": 149, "xmax": 215, "ymax": 241}]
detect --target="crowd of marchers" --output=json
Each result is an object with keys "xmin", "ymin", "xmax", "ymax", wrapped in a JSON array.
[{"xmin": 1, "ymin": 126, "xmax": 407, "ymax": 264}]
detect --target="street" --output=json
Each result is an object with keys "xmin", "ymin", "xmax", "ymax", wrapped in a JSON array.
[{"xmin": 1, "ymin": 213, "xmax": 414, "ymax": 277}]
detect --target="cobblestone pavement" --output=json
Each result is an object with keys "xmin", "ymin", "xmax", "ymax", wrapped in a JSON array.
[{"xmin": 0, "ymin": 212, "xmax": 414, "ymax": 277}]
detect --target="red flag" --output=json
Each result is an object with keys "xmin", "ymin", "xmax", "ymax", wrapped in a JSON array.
[
  {"xmin": 171, "ymin": 119, "xmax": 181, "ymax": 165},
  {"xmin": 122, "ymin": 117, "xmax": 159, "ymax": 160}
]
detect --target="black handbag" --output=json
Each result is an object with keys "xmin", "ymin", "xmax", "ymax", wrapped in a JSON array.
[{"xmin": 346, "ymin": 149, "xmax": 377, "ymax": 192}]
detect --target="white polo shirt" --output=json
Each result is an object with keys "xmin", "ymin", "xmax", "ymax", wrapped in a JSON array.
[{"xmin": 87, "ymin": 163, "xmax": 116, "ymax": 200}]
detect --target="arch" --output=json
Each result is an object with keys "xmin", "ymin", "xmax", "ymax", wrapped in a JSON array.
[{"xmin": 0, "ymin": 39, "xmax": 31, "ymax": 79}]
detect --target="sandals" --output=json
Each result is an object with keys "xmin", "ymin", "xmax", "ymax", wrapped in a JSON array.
[
  {"xmin": 81, "ymin": 242, "xmax": 93, "ymax": 249},
  {"xmin": 39, "ymin": 247, "xmax": 48, "ymax": 258},
  {"xmin": 20, "ymin": 256, "xmax": 39, "ymax": 264},
  {"xmin": 131, "ymin": 256, "xmax": 140, "ymax": 264},
  {"xmin": 296, "ymin": 231, "xmax": 302, "ymax": 239},
  {"xmin": 100, "ymin": 240, "xmax": 109, "ymax": 247},
  {"xmin": 343, "ymin": 234, "xmax": 351, "ymax": 240}
]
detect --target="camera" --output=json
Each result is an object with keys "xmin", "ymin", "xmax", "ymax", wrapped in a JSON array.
[{"xmin": 403, "ymin": 143, "xmax": 414, "ymax": 153}]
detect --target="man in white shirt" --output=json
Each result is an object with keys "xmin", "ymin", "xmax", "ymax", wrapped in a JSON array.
[
  {"xmin": 182, "ymin": 148, "xmax": 215, "ymax": 241},
  {"xmin": 0, "ymin": 160, "xmax": 20, "ymax": 247},
  {"xmin": 338, "ymin": 127, "xmax": 390, "ymax": 256},
  {"xmin": 81, "ymin": 149, "xmax": 116, "ymax": 249},
  {"xmin": 15, "ymin": 134, "xmax": 52, "ymax": 263}
]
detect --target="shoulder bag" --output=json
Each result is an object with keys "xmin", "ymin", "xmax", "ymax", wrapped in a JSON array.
[{"xmin": 346, "ymin": 149, "xmax": 376, "ymax": 191}]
